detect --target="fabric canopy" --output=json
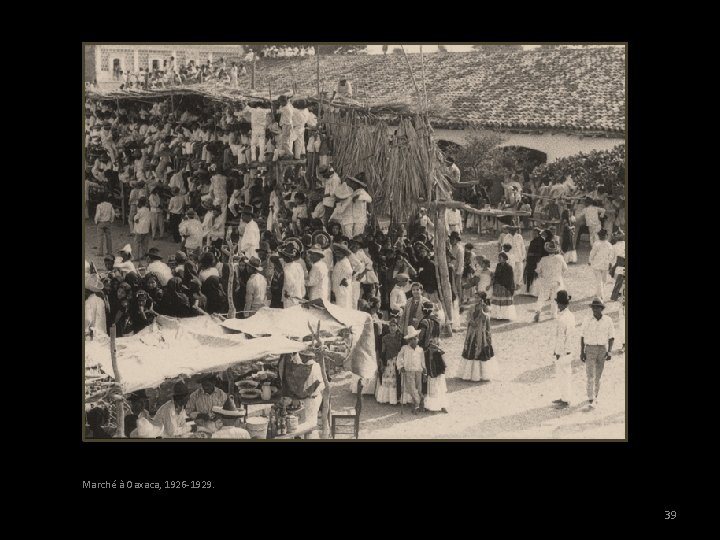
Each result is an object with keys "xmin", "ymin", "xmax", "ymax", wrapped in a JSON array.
[
  {"xmin": 84, "ymin": 314, "xmax": 305, "ymax": 394},
  {"xmin": 221, "ymin": 301, "xmax": 377, "ymax": 379}
]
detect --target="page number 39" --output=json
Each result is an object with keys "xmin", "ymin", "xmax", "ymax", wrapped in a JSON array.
[{"xmin": 665, "ymin": 511, "xmax": 677, "ymax": 520}]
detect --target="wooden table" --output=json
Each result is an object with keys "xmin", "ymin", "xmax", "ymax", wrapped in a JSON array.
[{"xmin": 471, "ymin": 210, "xmax": 532, "ymax": 235}]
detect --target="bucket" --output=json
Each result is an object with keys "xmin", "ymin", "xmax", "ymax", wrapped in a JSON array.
[
  {"xmin": 245, "ymin": 417, "xmax": 269, "ymax": 439},
  {"xmin": 285, "ymin": 414, "xmax": 298, "ymax": 433}
]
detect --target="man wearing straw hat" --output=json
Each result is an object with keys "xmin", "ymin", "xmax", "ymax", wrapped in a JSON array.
[
  {"xmin": 346, "ymin": 174, "xmax": 372, "ymax": 238},
  {"xmin": 330, "ymin": 183, "xmax": 355, "ymax": 237},
  {"xmin": 396, "ymin": 326, "xmax": 427, "ymax": 414},
  {"xmin": 551, "ymin": 290, "xmax": 576, "ymax": 409},
  {"xmin": 580, "ymin": 298, "xmax": 615, "ymax": 410},
  {"xmin": 320, "ymin": 166, "xmax": 341, "ymax": 226},
  {"xmin": 244, "ymin": 256, "xmax": 267, "ymax": 316},
  {"xmin": 211, "ymin": 396, "xmax": 251, "ymax": 439}
]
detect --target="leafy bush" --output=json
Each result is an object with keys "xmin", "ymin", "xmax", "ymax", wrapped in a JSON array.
[{"xmin": 530, "ymin": 145, "xmax": 625, "ymax": 195}]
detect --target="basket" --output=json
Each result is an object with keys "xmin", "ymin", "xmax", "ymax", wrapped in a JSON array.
[
  {"xmin": 245, "ymin": 417, "xmax": 269, "ymax": 439},
  {"xmin": 285, "ymin": 414, "xmax": 298, "ymax": 434}
]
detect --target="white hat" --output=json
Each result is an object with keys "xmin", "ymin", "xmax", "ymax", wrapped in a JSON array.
[
  {"xmin": 334, "ymin": 184, "xmax": 353, "ymax": 200},
  {"xmin": 119, "ymin": 244, "xmax": 132, "ymax": 255},
  {"xmin": 404, "ymin": 327, "xmax": 421, "ymax": 340},
  {"xmin": 85, "ymin": 273, "xmax": 103, "ymax": 293}
]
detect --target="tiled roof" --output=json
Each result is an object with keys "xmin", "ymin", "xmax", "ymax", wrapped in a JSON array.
[{"xmin": 240, "ymin": 48, "xmax": 625, "ymax": 134}]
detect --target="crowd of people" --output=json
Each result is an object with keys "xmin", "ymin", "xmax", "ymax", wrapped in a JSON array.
[{"xmin": 85, "ymin": 95, "xmax": 626, "ymax": 435}]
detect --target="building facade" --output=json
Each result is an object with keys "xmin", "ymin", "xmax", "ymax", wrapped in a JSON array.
[{"xmin": 85, "ymin": 44, "xmax": 245, "ymax": 84}]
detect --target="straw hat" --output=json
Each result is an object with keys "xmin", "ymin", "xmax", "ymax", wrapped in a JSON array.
[
  {"xmin": 312, "ymin": 231, "xmax": 331, "ymax": 249},
  {"xmin": 590, "ymin": 298, "xmax": 605, "ymax": 310},
  {"xmin": 278, "ymin": 243, "xmax": 299, "ymax": 258},
  {"xmin": 395, "ymin": 273, "xmax": 410, "ymax": 283},
  {"xmin": 119, "ymin": 244, "xmax": 132, "ymax": 256},
  {"xmin": 404, "ymin": 327, "xmax": 421, "ymax": 340},
  {"xmin": 248, "ymin": 256, "xmax": 263, "ymax": 272},
  {"xmin": 308, "ymin": 245, "xmax": 325, "ymax": 257},
  {"xmin": 334, "ymin": 184, "xmax": 353, "ymax": 200},
  {"xmin": 331, "ymin": 243, "xmax": 351, "ymax": 256},
  {"xmin": 212, "ymin": 395, "xmax": 243, "ymax": 418},
  {"xmin": 544, "ymin": 241, "xmax": 560, "ymax": 254},
  {"xmin": 283, "ymin": 237, "xmax": 304, "ymax": 254}
]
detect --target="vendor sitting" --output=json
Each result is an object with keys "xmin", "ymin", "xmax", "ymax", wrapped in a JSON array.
[
  {"xmin": 211, "ymin": 396, "xmax": 251, "ymax": 439},
  {"xmin": 185, "ymin": 374, "xmax": 227, "ymax": 419}
]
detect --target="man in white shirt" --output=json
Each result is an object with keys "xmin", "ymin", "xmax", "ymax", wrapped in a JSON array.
[
  {"xmin": 243, "ymin": 101, "xmax": 270, "ymax": 162},
  {"xmin": 588, "ymin": 229, "xmax": 615, "ymax": 302},
  {"xmin": 331, "ymin": 243, "xmax": 354, "ymax": 309},
  {"xmin": 178, "ymin": 209, "xmax": 205, "ymax": 259},
  {"xmin": 167, "ymin": 187, "xmax": 185, "ymax": 243},
  {"xmin": 94, "ymin": 194, "xmax": 115, "ymax": 256},
  {"xmin": 145, "ymin": 248, "xmax": 174, "ymax": 286},
  {"xmin": 202, "ymin": 206, "xmax": 226, "ymax": 249},
  {"xmin": 446, "ymin": 207, "xmax": 463, "ymax": 234},
  {"xmin": 280, "ymin": 244, "xmax": 306, "ymax": 307},
  {"xmin": 533, "ymin": 240, "xmax": 568, "ymax": 322},
  {"xmin": 320, "ymin": 166, "xmax": 341, "ymax": 225},
  {"xmin": 390, "ymin": 273, "xmax": 410, "ymax": 313},
  {"xmin": 294, "ymin": 349, "xmax": 325, "ymax": 436},
  {"xmin": 580, "ymin": 298, "xmax": 615, "ymax": 410},
  {"xmin": 346, "ymin": 175, "xmax": 372, "ymax": 237},
  {"xmin": 306, "ymin": 247, "xmax": 330, "ymax": 302},
  {"xmin": 150, "ymin": 382, "xmax": 192, "ymax": 438},
  {"xmin": 396, "ymin": 326, "xmax": 427, "ymax": 413},
  {"xmin": 582, "ymin": 197, "xmax": 605, "ymax": 246},
  {"xmin": 133, "ymin": 197, "xmax": 152, "ymax": 260},
  {"xmin": 277, "ymin": 95, "xmax": 294, "ymax": 158},
  {"xmin": 552, "ymin": 290, "xmax": 576, "ymax": 408},
  {"xmin": 244, "ymin": 257, "xmax": 268, "ymax": 316},
  {"xmin": 239, "ymin": 205, "xmax": 260, "ymax": 258}
]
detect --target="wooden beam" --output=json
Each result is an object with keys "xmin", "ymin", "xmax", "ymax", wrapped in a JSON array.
[{"xmin": 109, "ymin": 325, "xmax": 125, "ymax": 437}]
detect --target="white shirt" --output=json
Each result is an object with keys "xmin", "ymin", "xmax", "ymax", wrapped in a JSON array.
[
  {"xmin": 445, "ymin": 208, "xmax": 463, "ymax": 232},
  {"xmin": 179, "ymin": 218, "xmax": 204, "ymax": 249},
  {"xmin": 168, "ymin": 195, "xmax": 185, "ymax": 215},
  {"xmin": 512, "ymin": 233, "xmax": 527, "ymax": 262},
  {"xmin": 307, "ymin": 260, "xmax": 330, "ymax": 301},
  {"xmin": 134, "ymin": 207, "xmax": 151, "ymax": 234},
  {"xmin": 581, "ymin": 314, "xmax": 615, "ymax": 346},
  {"xmin": 536, "ymin": 254, "xmax": 568, "ymax": 285},
  {"xmin": 203, "ymin": 212, "xmax": 226, "ymax": 241},
  {"xmin": 322, "ymin": 173, "xmax": 341, "ymax": 207},
  {"xmin": 450, "ymin": 244, "xmax": 465, "ymax": 276},
  {"xmin": 147, "ymin": 261, "xmax": 174, "ymax": 286},
  {"xmin": 212, "ymin": 426, "xmax": 251, "ymax": 439},
  {"xmin": 554, "ymin": 308, "xmax": 576, "ymax": 355},
  {"xmin": 151, "ymin": 400, "xmax": 190, "ymax": 438},
  {"xmin": 283, "ymin": 260, "xmax": 306, "ymax": 306},
  {"xmin": 239, "ymin": 219, "xmax": 260, "ymax": 258},
  {"xmin": 589, "ymin": 240, "xmax": 615, "ymax": 271},
  {"xmin": 85, "ymin": 295, "xmax": 107, "ymax": 338},
  {"xmin": 245, "ymin": 272, "xmax": 268, "ymax": 311},
  {"xmin": 279, "ymin": 103, "xmax": 294, "ymax": 127},
  {"xmin": 390, "ymin": 286, "xmax": 408, "ymax": 312},
  {"xmin": 396, "ymin": 344, "xmax": 426, "ymax": 372},
  {"xmin": 94, "ymin": 202, "xmax": 114, "ymax": 223},
  {"xmin": 332, "ymin": 257, "xmax": 354, "ymax": 309},
  {"xmin": 583, "ymin": 206, "xmax": 605, "ymax": 229},
  {"xmin": 351, "ymin": 189, "xmax": 372, "ymax": 223}
]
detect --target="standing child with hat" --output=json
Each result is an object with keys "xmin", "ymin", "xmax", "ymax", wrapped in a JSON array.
[{"xmin": 396, "ymin": 326, "xmax": 427, "ymax": 414}]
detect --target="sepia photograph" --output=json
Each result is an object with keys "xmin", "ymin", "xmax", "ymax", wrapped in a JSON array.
[{"xmin": 83, "ymin": 43, "xmax": 626, "ymax": 440}]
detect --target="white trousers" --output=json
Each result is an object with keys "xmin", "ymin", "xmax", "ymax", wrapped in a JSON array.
[
  {"xmin": 302, "ymin": 394, "xmax": 323, "ymax": 438},
  {"xmin": 588, "ymin": 225, "xmax": 601, "ymax": 246},
  {"xmin": 554, "ymin": 353, "xmax": 573, "ymax": 403},
  {"xmin": 251, "ymin": 130, "xmax": 266, "ymax": 162},
  {"xmin": 293, "ymin": 130, "xmax": 305, "ymax": 159},
  {"xmin": 534, "ymin": 280, "xmax": 562, "ymax": 316},
  {"xmin": 593, "ymin": 269, "xmax": 608, "ymax": 301}
]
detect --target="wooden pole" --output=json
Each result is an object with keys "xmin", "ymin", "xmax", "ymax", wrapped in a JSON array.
[
  {"xmin": 226, "ymin": 235, "xmax": 237, "ymax": 319},
  {"xmin": 316, "ymin": 46, "xmax": 321, "ymax": 97},
  {"xmin": 251, "ymin": 57, "xmax": 256, "ymax": 90},
  {"xmin": 120, "ymin": 177, "xmax": 126, "ymax": 226},
  {"xmin": 308, "ymin": 321, "xmax": 331, "ymax": 439},
  {"xmin": 109, "ymin": 325, "xmax": 125, "ymax": 437}
]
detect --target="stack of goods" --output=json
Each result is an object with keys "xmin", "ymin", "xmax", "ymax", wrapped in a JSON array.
[{"xmin": 85, "ymin": 363, "xmax": 116, "ymax": 403}]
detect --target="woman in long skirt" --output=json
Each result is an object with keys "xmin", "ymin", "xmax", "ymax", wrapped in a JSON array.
[
  {"xmin": 375, "ymin": 319, "xmax": 403, "ymax": 404},
  {"xmin": 490, "ymin": 252, "xmax": 517, "ymax": 320},
  {"xmin": 459, "ymin": 292, "xmax": 500, "ymax": 381},
  {"xmin": 561, "ymin": 210, "xmax": 577, "ymax": 263},
  {"xmin": 523, "ymin": 227, "xmax": 545, "ymax": 296},
  {"xmin": 417, "ymin": 302, "xmax": 448, "ymax": 413}
]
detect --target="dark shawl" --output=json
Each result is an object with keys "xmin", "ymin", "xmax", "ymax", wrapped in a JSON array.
[
  {"xmin": 201, "ymin": 275, "xmax": 229, "ymax": 315},
  {"xmin": 493, "ymin": 261, "xmax": 515, "ymax": 291},
  {"xmin": 157, "ymin": 277, "xmax": 197, "ymax": 317},
  {"xmin": 417, "ymin": 257, "xmax": 438, "ymax": 294}
]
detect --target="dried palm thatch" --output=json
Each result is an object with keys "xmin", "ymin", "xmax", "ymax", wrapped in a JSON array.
[{"xmin": 320, "ymin": 109, "xmax": 452, "ymax": 223}]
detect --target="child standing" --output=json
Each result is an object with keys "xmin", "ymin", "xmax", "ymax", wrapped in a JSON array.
[
  {"xmin": 376, "ymin": 319, "xmax": 403, "ymax": 405},
  {"xmin": 396, "ymin": 326, "xmax": 426, "ymax": 414}
]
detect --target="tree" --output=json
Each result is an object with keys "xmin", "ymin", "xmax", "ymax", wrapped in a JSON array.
[
  {"xmin": 391, "ymin": 47, "xmax": 404, "ymax": 55},
  {"xmin": 382, "ymin": 45, "xmax": 388, "ymax": 55},
  {"xmin": 316, "ymin": 45, "xmax": 367, "ymax": 55},
  {"xmin": 437, "ymin": 45, "xmax": 448, "ymax": 53},
  {"xmin": 451, "ymin": 131, "xmax": 506, "ymax": 185}
]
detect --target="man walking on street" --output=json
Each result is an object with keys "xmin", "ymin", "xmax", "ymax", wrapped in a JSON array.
[
  {"xmin": 552, "ymin": 290, "xmax": 576, "ymax": 409},
  {"xmin": 580, "ymin": 298, "xmax": 615, "ymax": 410},
  {"xmin": 94, "ymin": 194, "xmax": 115, "ymax": 256},
  {"xmin": 533, "ymin": 240, "xmax": 567, "ymax": 323}
]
